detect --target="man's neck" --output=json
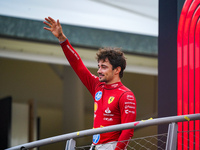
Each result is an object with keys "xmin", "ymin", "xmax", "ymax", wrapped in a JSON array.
[{"xmin": 105, "ymin": 79, "xmax": 121, "ymax": 85}]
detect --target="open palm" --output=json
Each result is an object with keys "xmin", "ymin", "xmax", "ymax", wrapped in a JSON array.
[{"xmin": 44, "ymin": 17, "xmax": 63, "ymax": 39}]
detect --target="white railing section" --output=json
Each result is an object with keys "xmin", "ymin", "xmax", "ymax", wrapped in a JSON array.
[{"xmin": 5, "ymin": 113, "xmax": 200, "ymax": 150}]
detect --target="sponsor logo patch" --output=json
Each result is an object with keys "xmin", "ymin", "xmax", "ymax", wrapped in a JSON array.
[
  {"xmin": 125, "ymin": 110, "xmax": 135, "ymax": 114},
  {"xmin": 103, "ymin": 117, "xmax": 113, "ymax": 121},
  {"xmin": 125, "ymin": 105, "xmax": 135, "ymax": 109},
  {"xmin": 104, "ymin": 108, "xmax": 114, "ymax": 116},
  {"xmin": 94, "ymin": 102, "xmax": 98, "ymax": 112},
  {"xmin": 95, "ymin": 91, "xmax": 102, "ymax": 101},
  {"xmin": 105, "ymin": 107, "xmax": 111, "ymax": 113},
  {"xmin": 93, "ymin": 134, "xmax": 100, "ymax": 144},
  {"xmin": 108, "ymin": 97, "xmax": 115, "ymax": 104},
  {"xmin": 127, "ymin": 95, "xmax": 135, "ymax": 100},
  {"xmin": 125, "ymin": 102, "xmax": 136, "ymax": 105},
  {"xmin": 111, "ymin": 83, "xmax": 118, "ymax": 88}
]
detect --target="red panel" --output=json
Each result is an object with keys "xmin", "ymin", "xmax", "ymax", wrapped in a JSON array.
[
  {"xmin": 182, "ymin": 1, "xmax": 196, "ymax": 149},
  {"xmin": 188, "ymin": 4, "xmax": 200, "ymax": 150},
  {"xmin": 177, "ymin": 1, "xmax": 193, "ymax": 149},
  {"xmin": 182, "ymin": 18, "xmax": 189, "ymax": 150},
  {"xmin": 177, "ymin": 0, "xmax": 200, "ymax": 149},
  {"xmin": 195, "ymin": 18, "xmax": 200, "ymax": 150},
  {"xmin": 187, "ymin": 2, "xmax": 200, "ymax": 150}
]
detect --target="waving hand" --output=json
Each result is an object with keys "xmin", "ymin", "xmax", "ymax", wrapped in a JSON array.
[{"xmin": 43, "ymin": 17, "xmax": 66, "ymax": 42}]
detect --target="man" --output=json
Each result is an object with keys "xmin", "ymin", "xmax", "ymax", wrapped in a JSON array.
[{"xmin": 43, "ymin": 17, "xmax": 136, "ymax": 150}]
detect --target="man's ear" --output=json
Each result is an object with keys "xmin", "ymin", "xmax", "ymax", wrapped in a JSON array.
[{"xmin": 114, "ymin": 66, "xmax": 121, "ymax": 75}]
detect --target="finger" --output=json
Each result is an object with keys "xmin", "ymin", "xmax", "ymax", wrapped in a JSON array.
[
  {"xmin": 43, "ymin": 27, "xmax": 51, "ymax": 31},
  {"xmin": 57, "ymin": 19, "xmax": 61, "ymax": 27},
  {"xmin": 48, "ymin": 16, "xmax": 56, "ymax": 23},
  {"xmin": 45, "ymin": 17, "xmax": 52, "ymax": 23},
  {"xmin": 43, "ymin": 21, "xmax": 52, "ymax": 27}
]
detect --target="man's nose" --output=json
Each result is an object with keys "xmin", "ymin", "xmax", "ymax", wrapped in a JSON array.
[{"xmin": 97, "ymin": 68, "xmax": 101, "ymax": 74}]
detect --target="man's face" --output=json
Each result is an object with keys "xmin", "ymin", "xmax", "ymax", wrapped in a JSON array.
[{"xmin": 97, "ymin": 58, "xmax": 115, "ymax": 84}]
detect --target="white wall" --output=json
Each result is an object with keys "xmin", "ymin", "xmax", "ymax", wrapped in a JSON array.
[{"xmin": 11, "ymin": 103, "xmax": 29, "ymax": 147}]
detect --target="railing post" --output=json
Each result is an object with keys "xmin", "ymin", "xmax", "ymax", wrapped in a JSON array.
[
  {"xmin": 65, "ymin": 139, "xmax": 76, "ymax": 150},
  {"xmin": 165, "ymin": 122, "xmax": 178, "ymax": 150}
]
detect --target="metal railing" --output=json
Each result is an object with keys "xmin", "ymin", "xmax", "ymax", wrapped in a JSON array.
[
  {"xmin": 74, "ymin": 133, "xmax": 169, "ymax": 150},
  {"xmin": 5, "ymin": 113, "xmax": 200, "ymax": 150}
]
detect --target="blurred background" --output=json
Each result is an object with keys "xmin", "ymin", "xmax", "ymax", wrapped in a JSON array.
[{"xmin": 0, "ymin": 0, "xmax": 158, "ymax": 149}]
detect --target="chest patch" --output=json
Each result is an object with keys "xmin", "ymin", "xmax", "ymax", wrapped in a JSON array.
[
  {"xmin": 95, "ymin": 91, "xmax": 102, "ymax": 101},
  {"xmin": 93, "ymin": 134, "xmax": 100, "ymax": 144},
  {"xmin": 94, "ymin": 102, "xmax": 98, "ymax": 112},
  {"xmin": 108, "ymin": 96, "xmax": 115, "ymax": 104}
]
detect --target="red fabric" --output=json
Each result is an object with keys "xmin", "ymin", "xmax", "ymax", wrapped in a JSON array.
[{"xmin": 61, "ymin": 39, "xmax": 136, "ymax": 149}]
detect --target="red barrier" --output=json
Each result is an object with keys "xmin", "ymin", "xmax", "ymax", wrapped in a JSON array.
[{"xmin": 177, "ymin": 0, "xmax": 200, "ymax": 150}]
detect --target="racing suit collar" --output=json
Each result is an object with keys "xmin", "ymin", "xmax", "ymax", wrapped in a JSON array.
[{"xmin": 104, "ymin": 82, "xmax": 123, "ymax": 89}]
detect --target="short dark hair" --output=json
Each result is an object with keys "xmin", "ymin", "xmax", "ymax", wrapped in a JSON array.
[{"xmin": 96, "ymin": 47, "xmax": 126, "ymax": 78}]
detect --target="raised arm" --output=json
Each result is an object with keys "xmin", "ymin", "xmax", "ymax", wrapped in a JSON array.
[
  {"xmin": 43, "ymin": 17, "xmax": 67, "ymax": 42},
  {"xmin": 43, "ymin": 17, "xmax": 99, "ymax": 96}
]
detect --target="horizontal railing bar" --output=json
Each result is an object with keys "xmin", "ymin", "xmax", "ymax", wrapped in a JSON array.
[{"xmin": 6, "ymin": 113, "xmax": 200, "ymax": 150}]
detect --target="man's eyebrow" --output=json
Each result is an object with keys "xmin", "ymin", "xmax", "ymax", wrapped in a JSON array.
[
  {"xmin": 98, "ymin": 64, "xmax": 107, "ymax": 67},
  {"xmin": 100, "ymin": 64, "xmax": 107, "ymax": 66}
]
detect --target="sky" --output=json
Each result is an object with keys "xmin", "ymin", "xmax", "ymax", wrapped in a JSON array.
[{"xmin": 0, "ymin": 0, "xmax": 158, "ymax": 36}]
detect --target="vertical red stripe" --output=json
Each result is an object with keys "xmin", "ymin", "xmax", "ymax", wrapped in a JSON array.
[
  {"xmin": 177, "ymin": 1, "xmax": 193, "ymax": 149},
  {"xmin": 195, "ymin": 18, "xmax": 200, "ymax": 150},
  {"xmin": 177, "ymin": 5, "xmax": 184, "ymax": 150},
  {"xmin": 187, "ymin": 2, "xmax": 200, "ymax": 150},
  {"xmin": 177, "ymin": 36, "xmax": 183, "ymax": 149},
  {"xmin": 188, "ymin": 3, "xmax": 200, "ymax": 149},
  {"xmin": 182, "ymin": 2, "xmax": 195, "ymax": 148},
  {"xmin": 183, "ymin": 31, "xmax": 189, "ymax": 150}
]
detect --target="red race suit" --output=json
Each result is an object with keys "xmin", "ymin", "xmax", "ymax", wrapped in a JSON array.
[{"xmin": 60, "ymin": 39, "xmax": 137, "ymax": 150}]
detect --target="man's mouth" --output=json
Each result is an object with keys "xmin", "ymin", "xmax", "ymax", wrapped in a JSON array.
[{"xmin": 98, "ymin": 74, "xmax": 104, "ymax": 78}]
